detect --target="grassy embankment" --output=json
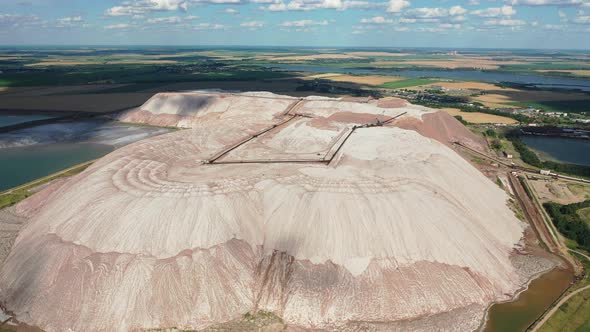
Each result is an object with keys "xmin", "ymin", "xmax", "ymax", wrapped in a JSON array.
[
  {"xmin": 500, "ymin": 62, "xmax": 590, "ymax": 75},
  {"xmin": 539, "ymin": 194, "xmax": 590, "ymax": 332},
  {"xmin": 537, "ymin": 252, "xmax": 590, "ymax": 332},
  {"xmin": 0, "ymin": 160, "xmax": 93, "ymax": 209},
  {"xmin": 537, "ymin": 239, "xmax": 590, "ymax": 332},
  {"xmin": 579, "ymin": 208, "xmax": 590, "ymax": 227}
]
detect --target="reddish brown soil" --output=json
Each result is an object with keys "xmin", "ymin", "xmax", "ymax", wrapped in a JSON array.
[
  {"xmin": 375, "ymin": 98, "xmax": 408, "ymax": 108},
  {"xmin": 327, "ymin": 112, "xmax": 391, "ymax": 124},
  {"xmin": 393, "ymin": 111, "xmax": 488, "ymax": 152},
  {"xmin": 340, "ymin": 96, "xmax": 371, "ymax": 103}
]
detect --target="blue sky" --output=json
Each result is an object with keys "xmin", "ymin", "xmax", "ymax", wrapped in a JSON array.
[{"xmin": 1, "ymin": 0, "xmax": 589, "ymax": 49}]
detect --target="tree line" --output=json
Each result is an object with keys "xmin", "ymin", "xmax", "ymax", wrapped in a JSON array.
[
  {"xmin": 544, "ymin": 200, "xmax": 590, "ymax": 252},
  {"xmin": 507, "ymin": 133, "xmax": 590, "ymax": 178}
]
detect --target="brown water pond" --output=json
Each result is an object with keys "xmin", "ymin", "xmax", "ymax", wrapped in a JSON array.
[{"xmin": 484, "ymin": 267, "xmax": 574, "ymax": 332}]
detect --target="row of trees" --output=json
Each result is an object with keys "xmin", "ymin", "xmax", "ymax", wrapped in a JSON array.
[
  {"xmin": 296, "ymin": 81, "xmax": 382, "ymax": 98},
  {"xmin": 412, "ymin": 100, "xmax": 533, "ymax": 123},
  {"xmin": 544, "ymin": 200, "xmax": 590, "ymax": 252}
]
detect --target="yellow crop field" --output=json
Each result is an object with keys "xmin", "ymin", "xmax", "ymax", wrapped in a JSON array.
[{"xmin": 440, "ymin": 108, "xmax": 517, "ymax": 124}]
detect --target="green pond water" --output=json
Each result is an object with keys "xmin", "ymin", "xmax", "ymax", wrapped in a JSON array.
[
  {"xmin": 0, "ymin": 114, "xmax": 54, "ymax": 128},
  {"xmin": 484, "ymin": 267, "xmax": 574, "ymax": 332},
  {"xmin": 0, "ymin": 143, "xmax": 113, "ymax": 191}
]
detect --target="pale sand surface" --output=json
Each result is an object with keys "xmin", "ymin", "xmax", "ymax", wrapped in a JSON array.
[
  {"xmin": 0, "ymin": 91, "xmax": 536, "ymax": 332},
  {"xmin": 304, "ymin": 73, "xmax": 341, "ymax": 79},
  {"xmin": 529, "ymin": 179, "xmax": 589, "ymax": 205}
]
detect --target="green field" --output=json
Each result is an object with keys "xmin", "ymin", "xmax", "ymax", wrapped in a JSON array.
[
  {"xmin": 502, "ymin": 63, "xmax": 590, "ymax": 72},
  {"xmin": 539, "ymin": 251, "xmax": 590, "ymax": 332},
  {"xmin": 378, "ymin": 78, "xmax": 438, "ymax": 89},
  {"xmin": 538, "ymin": 287, "xmax": 590, "ymax": 332}
]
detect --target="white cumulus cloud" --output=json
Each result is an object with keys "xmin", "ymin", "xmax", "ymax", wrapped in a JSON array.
[
  {"xmin": 240, "ymin": 20, "xmax": 264, "ymax": 28},
  {"xmin": 279, "ymin": 19, "xmax": 329, "ymax": 26},
  {"xmin": 387, "ymin": 0, "xmax": 410, "ymax": 13},
  {"xmin": 484, "ymin": 18, "xmax": 526, "ymax": 25},
  {"xmin": 263, "ymin": 0, "xmax": 374, "ymax": 11},
  {"xmin": 506, "ymin": 0, "xmax": 583, "ymax": 6},
  {"xmin": 105, "ymin": 23, "xmax": 132, "ymax": 29},
  {"xmin": 106, "ymin": 0, "xmax": 189, "ymax": 16},
  {"xmin": 471, "ymin": 5, "xmax": 516, "ymax": 17}
]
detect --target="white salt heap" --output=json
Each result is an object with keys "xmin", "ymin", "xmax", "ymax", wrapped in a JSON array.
[{"xmin": 0, "ymin": 91, "xmax": 525, "ymax": 332}]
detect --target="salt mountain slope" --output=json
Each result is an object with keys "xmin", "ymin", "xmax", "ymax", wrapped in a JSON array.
[{"xmin": 0, "ymin": 91, "xmax": 523, "ymax": 331}]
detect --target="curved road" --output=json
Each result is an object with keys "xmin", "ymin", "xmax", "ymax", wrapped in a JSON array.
[
  {"xmin": 570, "ymin": 249, "xmax": 590, "ymax": 262},
  {"xmin": 532, "ymin": 249, "xmax": 590, "ymax": 331}
]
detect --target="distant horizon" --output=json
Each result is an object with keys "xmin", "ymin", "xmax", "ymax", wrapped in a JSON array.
[
  {"xmin": 1, "ymin": 0, "xmax": 590, "ymax": 49},
  {"xmin": 1, "ymin": 45, "xmax": 590, "ymax": 52}
]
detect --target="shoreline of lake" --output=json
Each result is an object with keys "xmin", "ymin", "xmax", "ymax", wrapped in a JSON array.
[{"xmin": 522, "ymin": 136, "xmax": 590, "ymax": 167}]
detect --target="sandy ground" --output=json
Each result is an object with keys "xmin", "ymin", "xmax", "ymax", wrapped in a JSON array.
[
  {"xmin": 440, "ymin": 108, "xmax": 517, "ymax": 124},
  {"xmin": 0, "ymin": 92, "xmax": 530, "ymax": 332},
  {"xmin": 305, "ymin": 73, "xmax": 341, "ymax": 79},
  {"xmin": 475, "ymin": 94, "xmax": 518, "ymax": 107},
  {"xmin": 568, "ymin": 183, "xmax": 590, "ymax": 201},
  {"xmin": 0, "ymin": 93, "xmax": 564, "ymax": 331},
  {"xmin": 528, "ymin": 179, "xmax": 588, "ymax": 205},
  {"xmin": 0, "ymin": 207, "xmax": 25, "ymax": 269}
]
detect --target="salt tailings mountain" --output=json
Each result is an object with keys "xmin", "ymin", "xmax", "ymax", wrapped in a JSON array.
[{"xmin": 0, "ymin": 91, "xmax": 548, "ymax": 331}]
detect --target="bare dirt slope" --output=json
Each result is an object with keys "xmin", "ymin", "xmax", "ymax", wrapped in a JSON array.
[{"xmin": 1, "ymin": 91, "xmax": 533, "ymax": 332}]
